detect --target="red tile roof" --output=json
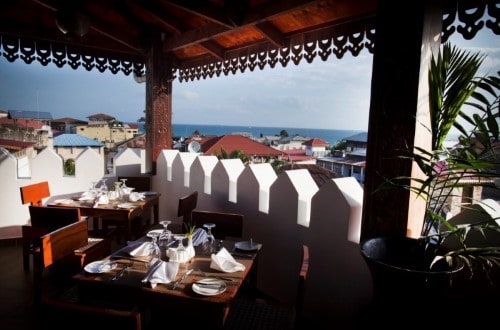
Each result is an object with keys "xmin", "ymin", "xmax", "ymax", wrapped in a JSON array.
[
  {"xmin": 282, "ymin": 149, "xmax": 316, "ymax": 162},
  {"xmin": 201, "ymin": 135, "xmax": 285, "ymax": 157},
  {"xmin": 0, "ymin": 118, "xmax": 45, "ymax": 129},
  {"xmin": 87, "ymin": 113, "xmax": 115, "ymax": 120},
  {"xmin": 0, "ymin": 138, "xmax": 36, "ymax": 150},
  {"xmin": 303, "ymin": 138, "xmax": 329, "ymax": 146}
]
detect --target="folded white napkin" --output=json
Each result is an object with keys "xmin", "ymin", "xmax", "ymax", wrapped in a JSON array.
[
  {"xmin": 210, "ymin": 247, "xmax": 246, "ymax": 273},
  {"xmin": 97, "ymin": 194, "xmax": 109, "ymax": 204},
  {"xmin": 141, "ymin": 260, "xmax": 179, "ymax": 288},
  {"xmin": 79, "ymin": 191, "xmax": 96, "ymax": 201},
  {"xmin": 129, "ymin": 241, "xmax": 152, "ymax": 257},
  {"xmin": 191, "ymin": 228, "xmax": 208, "ymax": 246},
  {"xmin": 128, "ymin": 192, "xmax": 145, "ymax": 202}
]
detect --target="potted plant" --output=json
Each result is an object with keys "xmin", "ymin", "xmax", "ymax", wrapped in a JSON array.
[{"xmin": 360, "ymin": 42, "xmax": 499, "ymax": 320}]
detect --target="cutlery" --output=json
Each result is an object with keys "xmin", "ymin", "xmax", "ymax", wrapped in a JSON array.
[
  {"xmin": 230, "ymin": 251, "xmax": 254, "ymax": 258},
  {"xmin": 171, "ymin": 269, "xmax": 193, "ymax": 290},
  {"xmin": 194, "ymin": 282, "xmax": 225, "ymax": 290},
  {"xmin": 111, "ymin": 263, "xmax": 132, "ymax": 280},
  {"xmin": 141, "ymin": 259, "xmax": 162, "ymax": 283},
  {"xmin": 197, "ymin": 270, "xmax": 236, "ymax": 282}
]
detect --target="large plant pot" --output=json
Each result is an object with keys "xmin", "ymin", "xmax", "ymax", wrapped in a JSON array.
[
  {"xmin": 360, "ymin": 237, "xmax": 464, "ymax": 311},
  {"xmin": 360, "ymin": 236, "xmax": 499, "ymax": 324}
]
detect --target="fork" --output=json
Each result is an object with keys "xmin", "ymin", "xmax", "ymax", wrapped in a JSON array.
[
  {"xmin": 112, "ymin": 262, "xmax": 132, "ymax": 280},
  {"xmin": 197, "ymin": 270, "xmax": 236, "ymax": 282}
]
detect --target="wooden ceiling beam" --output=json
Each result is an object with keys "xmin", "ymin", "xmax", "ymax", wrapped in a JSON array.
[
  {"xmin": 165, "ymin": 0, "xmax": 237, "ymax": 29},
  {"xmin": 125, "ymin": 0, "xmax": 184, "ymax": 34},
  {"xmin": 255, "ymin": 21, "xmax": 284, "ymax": 48},
  {"xmin": 239, "ymin": 0, "xmax": 318, "ymax": 25},
  {"xmin": 163, "ymin": 23, "xmax": 230, "ymax": 51},
  {"xmin": 162, "ymin": 0, "xmax": 317, "ymax": 52},
  {"xmin": 200, "ymin": 40, "xmax": 225, "ymax": 61}
]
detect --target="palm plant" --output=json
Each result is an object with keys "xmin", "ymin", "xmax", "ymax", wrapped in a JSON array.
[{"xmin": 384, "ymin": 43, "xmax": 499, "ymax": 273}]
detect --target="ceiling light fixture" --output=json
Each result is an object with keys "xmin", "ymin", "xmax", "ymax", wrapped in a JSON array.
[{"xmin": 55, "ymin": 8, "xmax": 90, "ymax": 37}]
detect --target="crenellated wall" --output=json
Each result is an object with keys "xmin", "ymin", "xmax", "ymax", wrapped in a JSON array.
[{"xmin": 0, "ymin": 146, "xmax": 373, "ymax": 328}]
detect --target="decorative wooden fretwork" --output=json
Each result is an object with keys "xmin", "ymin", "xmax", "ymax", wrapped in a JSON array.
[{"xmin": 0, "ymin": 2, "xmax": 497, "ymax": 82}]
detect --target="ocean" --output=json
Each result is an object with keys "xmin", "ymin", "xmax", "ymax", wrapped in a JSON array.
[{"xmin": 138, "ymin": 123, "xmax": 363, "ymax": 146}]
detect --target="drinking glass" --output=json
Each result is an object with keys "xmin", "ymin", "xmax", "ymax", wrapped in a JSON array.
[
  {"xmin": 148, "ymin": 231, "xmax": 161, "ymax": 267},
  {"xmin": 174, "ymin": 234, "xmax": 186, "ymax": 252},
  {"xmin": 202, "ymin": 223, "xmax": 216, "ymax": 255},
  {"xmin": 159, "ymin": 220, "xmax": 172, "ymax": 247},
  {"xmin": 99, "ymin": 178, "xmax": 108, "ymax": 194}
]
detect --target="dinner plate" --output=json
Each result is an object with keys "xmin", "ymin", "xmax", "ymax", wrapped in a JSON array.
[
  {"xmin": 234, "ymin": 241, "xmax": 261, "ymax": 252},
  {"xmin": 146, "ymin": 229, "xmax": 163, "ymax": 238},
  {"xmin": 192, "ymin": 279, "xmax": 227, "ymax": 296},
  {"xmin": 117, "ymin": 202, "xmax": 136, "ymax": 209},
  {"xmin": 54, "ymin": 199, "xmax": 73, "ymax": 205},
  {"xmin": 139, "ymin": 191, "xmax": 157, "ymax": 196},
  {"xmin": 84, "ymin": 260, "xmax": 117, "ymax": 273}
]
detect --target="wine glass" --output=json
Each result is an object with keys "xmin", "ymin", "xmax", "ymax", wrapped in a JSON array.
[
  {"xmin": 202, "ymin": 223, "xmax": 216, "ymax": 255},
  {"xmin": 99, "ymin": 178, "xmax": 108, "ymax": 194},
  {"xmin": 148, "ymin": 231, "xmax": 161, "ymax": 267},
  {"xmin": 159, "ymin": 220, "xmax": 172, "ymax": 247},
  {"xmin": 120, "ymin": 178, "xmax": 128, "ymax": 188},
  {"xmin": 173, "ymin": 234, "xmax": 186, "ymax": 252}
]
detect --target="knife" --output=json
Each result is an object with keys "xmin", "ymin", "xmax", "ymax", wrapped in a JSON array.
[
  {"xmin": 230, "ymin": 252, "xmax": 254, "ymax": 258},
  {"xmin": 111, "ymin": 262, "xmax": 132, "ymax": 281},
  {"xmin": 171, "ymin": 269, "xmax": 193, "ymax": 290},
  {"xmin": 141, "ymin": 259, "xmax": 163, "ymax": 284}
]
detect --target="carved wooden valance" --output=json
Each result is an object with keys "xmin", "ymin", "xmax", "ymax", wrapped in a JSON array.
[{"xmin": 1, "ymin": 2, "xmax": 497, "ymax": 82}]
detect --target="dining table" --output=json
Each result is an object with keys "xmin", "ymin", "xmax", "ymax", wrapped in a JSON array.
[
  {"xmin": 47, "ymin": 192, "xmax": 161, "ymax": 242},
  {"xmin": 72, "ymin": 235, "xmax": 260, "ymax": 329}
]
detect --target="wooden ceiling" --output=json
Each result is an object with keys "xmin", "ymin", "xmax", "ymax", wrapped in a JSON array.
[{"xmin": 0, "ymin": 0, "xmax": 497, "ymax": 81}]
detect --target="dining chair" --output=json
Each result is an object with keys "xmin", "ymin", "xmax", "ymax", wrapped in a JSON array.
[
  {"xmin": 22, "ymin": 206, "xmax": 82, "ymax": 271},
  {"xmin": 33, "ymin": 219, "xmax": 144, "ymax": 330},
  {"xmin": 223, "ymin": 244, "xmax": 310, "ymax": 330},
  {"xmin": 20, "ymin": 181, "xmax": 50, "ymax": 206},
  {"xmin": 190, "ymin": 210, "xmax": 244, "ymax": 240},
  {"xmin": 177, "ymin": 191, "xmax": 198, "ymax": 229},
  {"xmin": 102, "ymin": 175, "xmax": 153, "ymax": 242}
]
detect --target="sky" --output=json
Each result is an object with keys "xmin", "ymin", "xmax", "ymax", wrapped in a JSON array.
[{"xmin": 0, "ymin": 27, "xmax": 498, "ymax": 131}]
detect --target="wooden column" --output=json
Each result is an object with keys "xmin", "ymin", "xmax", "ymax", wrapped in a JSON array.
[
  {"xmin": 145, "ymin": 32, "xmax": 173, "ymax": 174},
  {"xmin": 360, "ymin": 0, "xmax": 443, "ymax": 241}
]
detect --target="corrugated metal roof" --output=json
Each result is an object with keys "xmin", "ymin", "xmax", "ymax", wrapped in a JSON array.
[
  {"xmin": 53, "ymin": 134, "xmax": 103, "ymax": 147},
  {"xmin": 8, "ymin": 110, "xmax": 52, "ymax": 120},
  {"xmin": 344, "ymin": 132, "xmax": 368, "ymax": 142}
]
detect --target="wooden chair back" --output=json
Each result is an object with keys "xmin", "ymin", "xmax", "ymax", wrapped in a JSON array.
[
  {"xmin": 178, "ymin": 191, "xmax": 198, "ymax": 225},
  {"xmin": 191, "ymin": 210, "xmax": 244, "ymax": 239},
  {"xmin": 42, "ymin": 298, "xmax": 143, "ymax": 330},
  {"xmin": 22, "ymin": 206, "xmax": 82, "ymax": 271},
  {"xmin": 29, "ymin": 205, "xmax": 82, "ymax": 232},
  {"xmin": 118, "ymin": 176, "xmax": 151, "ymax": 192},
  {"xmin": 20, "ymin": 181, "xmax": 50, "ymax": 206},
  {"xmin": 35, "ymin": 220, "xmax": 141, "ymax": 329}
]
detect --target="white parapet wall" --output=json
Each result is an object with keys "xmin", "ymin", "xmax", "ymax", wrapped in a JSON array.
[{"xmin": 0, "ymin": 148, "xmax": 372, "ymax": 326}]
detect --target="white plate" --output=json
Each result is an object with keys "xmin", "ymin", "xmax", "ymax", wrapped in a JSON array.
[
  {"xmin": 234, "ymin": 241, "xmax": 260, "ymax": 252},
  {"xmin": 146, "ymin": 229, "xmax": 163, "ymax": 238},
  {"xmin": 192, "ymin": 279, "xmax": 227, "ymax": 296},
  {"xmin": 84, "ymin": 260, "xmax": 117, "ymax": 274},
  {"xmin": 117, "ymin": 203, "xmax": 136, "ymax": 209},
  {"xmin": 54, "ymin": 199, "xmax": 73, "ymax": 205},
  {"xmin": 140, "ymin": 191, "xmax": 157, "ymax": 196}
]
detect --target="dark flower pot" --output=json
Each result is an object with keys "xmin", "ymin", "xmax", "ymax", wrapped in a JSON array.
[
  {"xmin": 360, "ymin": 236, "xmax": 499, "ymax": 326},
  {"xmin": 360, "ymin": 236, "xmax": 463, "ymax": 304}
]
